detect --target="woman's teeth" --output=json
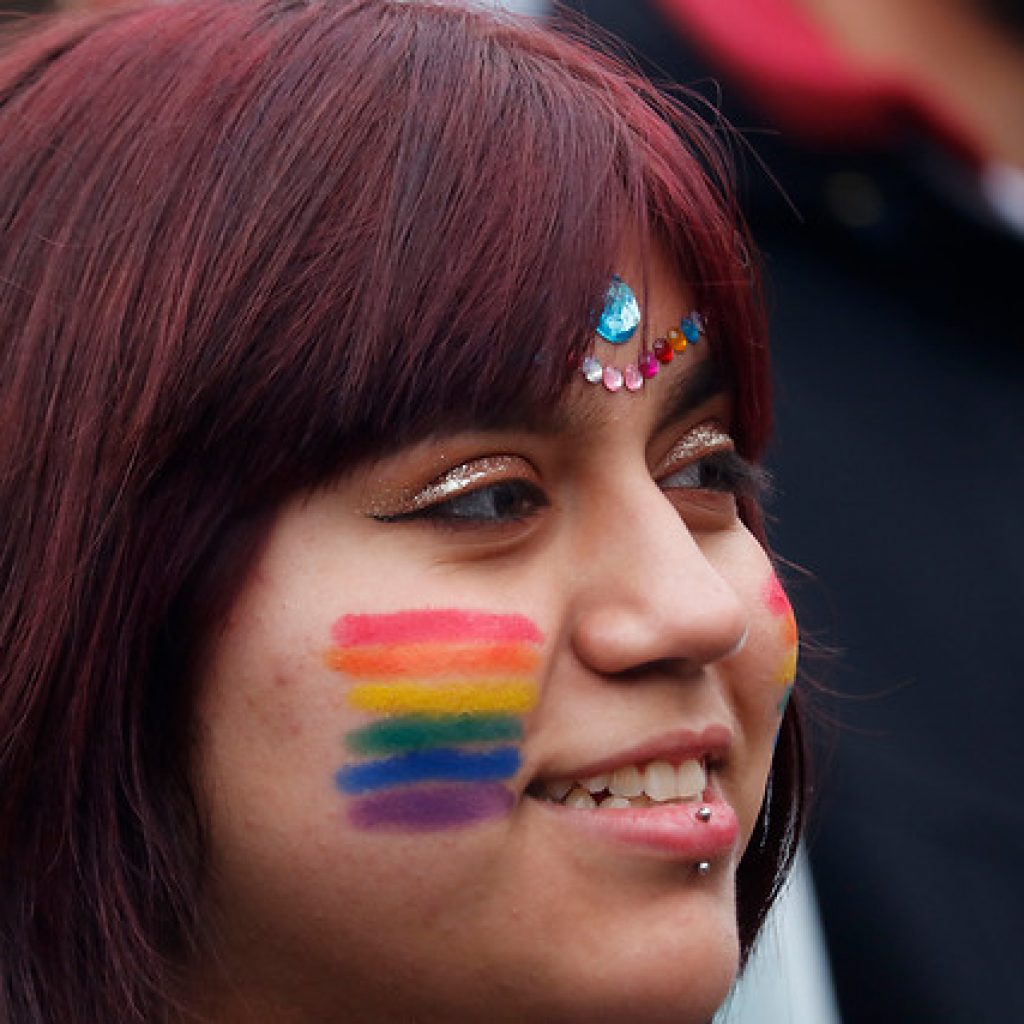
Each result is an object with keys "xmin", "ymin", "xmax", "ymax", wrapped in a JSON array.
[{"xmin": 540, "ymin": 758, "xmax": 708, "ymax": 809}]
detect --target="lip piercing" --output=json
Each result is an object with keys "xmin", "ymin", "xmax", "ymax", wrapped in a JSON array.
[
  {"xmin": 696, "ymin": 861, "xmax": 712, "ymax": 876},
  {"xmin": 696, "ymin": 806, "xmax": 712, "ymax": 822}
]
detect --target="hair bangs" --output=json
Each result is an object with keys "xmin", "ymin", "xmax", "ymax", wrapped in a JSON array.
[{"xmin": 169, "ymin": 0, "xmax": 771, "ymax": 500}]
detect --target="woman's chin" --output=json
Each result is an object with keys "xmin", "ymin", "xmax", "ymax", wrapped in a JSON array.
[
  {"xmin": 501, "ymin": 909, "xmax": 740, "ymax": 1024},
  {"xmin": 523, "ymin": 959, "xmax": 738, "ymax": 1024}
]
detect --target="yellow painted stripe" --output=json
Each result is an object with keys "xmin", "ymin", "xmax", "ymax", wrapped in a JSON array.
[
  {"xmin": 348, "ymin": 680, "xmax": 538, "ymax": 715},
  {"xmin": 774, "ymin": 648, "xmax": 798, "ymax": 686},
  {"xmin": 780, "ymin": 613, "xmax": 799, "ymax": 647}
]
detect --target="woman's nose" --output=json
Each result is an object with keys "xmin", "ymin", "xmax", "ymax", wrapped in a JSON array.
[{"xmin": 569, "ymin": 480, "xmax": 749, "ymax": 677}]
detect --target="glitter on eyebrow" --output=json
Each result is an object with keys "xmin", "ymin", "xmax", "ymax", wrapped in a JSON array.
[{"xmin": 363, "ymin": 456, "xmax": 521, "ymax": 517}]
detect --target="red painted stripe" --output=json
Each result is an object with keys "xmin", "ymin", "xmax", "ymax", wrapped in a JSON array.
[
  {"xmin": 332, "ymin": 609, "xmax": 543, "ymax": 648},
  {"xmin": 763, "ymin": 575, "xmax": 792, "ymax": 618}
]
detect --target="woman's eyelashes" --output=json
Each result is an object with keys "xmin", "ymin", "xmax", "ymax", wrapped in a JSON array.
[
  {"xmin": 370, "ymin": 456, "xmax": 550, "ymax": 528},
  {"xmin": 660, "ymin": 449, "xmax": 768, "ymax": 499},
  {"xmin": 655, "ymin": 423, "xmax": 769, "ymax": 502},
  {"xmin": 383, "ymin": 479, "xmax": 549, "ymax": 526},
  {"xmin": 369, "ymin": 423, "xmax": 767, "ymax": 530}
]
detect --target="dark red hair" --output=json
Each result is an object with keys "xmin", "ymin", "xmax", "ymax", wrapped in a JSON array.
[{"xmin": 0, "ymin": 1, "xmax": 803, "ymax": 1020}]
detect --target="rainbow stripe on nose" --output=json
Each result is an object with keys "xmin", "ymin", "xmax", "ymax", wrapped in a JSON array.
[{"xmin": 327, "ymin": 609, "xmax": 542, "ymax": 831}]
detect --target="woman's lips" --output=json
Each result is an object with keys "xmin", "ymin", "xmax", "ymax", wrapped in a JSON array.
[
  {"xmin": 524, "ymin": 724, "xmax": 739, "ymax": 859},
  {"xmin": 532, "ymin": 793, "xmax": 739, "ymax": 860},
  {"xmin": 534, "ymin": 724, "xmax": 733, "ymax": 783}
]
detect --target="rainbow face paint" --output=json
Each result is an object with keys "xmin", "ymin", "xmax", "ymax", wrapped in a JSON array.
[
  {"xmin": 326, "ymin": 609, "xmax": 542, "ymax": 831},
  {"xmin": 764, "ymin": 574, "xmax": 798, "ymax": 715}
]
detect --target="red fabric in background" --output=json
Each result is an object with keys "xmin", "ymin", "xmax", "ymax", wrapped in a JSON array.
[{"xmin": 651, "ymin": 0, "xmax": 981, "ymax": 159}]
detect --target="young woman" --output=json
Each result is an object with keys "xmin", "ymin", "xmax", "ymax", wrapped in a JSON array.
[{"xmin": 0, "ymin": 2, "xmax": 804, "ymax": 1021}]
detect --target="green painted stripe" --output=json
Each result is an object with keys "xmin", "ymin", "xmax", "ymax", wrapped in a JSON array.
[{"xmin": 346, "ymin": 714, "xmax": 523, "ymax": 755}]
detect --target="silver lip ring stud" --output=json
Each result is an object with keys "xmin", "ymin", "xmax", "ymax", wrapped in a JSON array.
[{"xmin": 696, "ymin": 861, "xmax": 712, "ymax": 876}]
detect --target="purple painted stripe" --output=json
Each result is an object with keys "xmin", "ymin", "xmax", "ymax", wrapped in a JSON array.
[{"xmin": 347, "ymin": 783, "xmax": 513, "ymax": 831}]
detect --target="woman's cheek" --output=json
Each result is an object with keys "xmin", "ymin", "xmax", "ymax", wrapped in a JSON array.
[
  {"xmin": 761, "ymin": 572, "xmax": 799, "ymax": 723},
  {"xmin": 323, "ymin": 608, "xmax": 543, "ymax": 833}
]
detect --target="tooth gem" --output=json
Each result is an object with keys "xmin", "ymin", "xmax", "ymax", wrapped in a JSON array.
[{"xmin": 697, "ymin": 806, "xmax": 712, "ymax": 822}]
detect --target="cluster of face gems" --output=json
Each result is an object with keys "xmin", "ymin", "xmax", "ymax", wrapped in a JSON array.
[{"xmin": 581, "ymin": 276, "xmax": 706, "ymax": 394}]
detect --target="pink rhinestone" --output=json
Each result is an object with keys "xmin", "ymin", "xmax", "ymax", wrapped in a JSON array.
[
  {"xmin": 623, "ymin": 363, "xmax": 643, "ymax": 391},
  {"xmin": 639, "ymin": 353, "xmax": 659, "ymax": 378},
  {"xmin": 581, "ymin": 356, "xmax": 603, "ymax": 384},
  {"xmin": 602, "ymin": 365, "xmax": 623, "ymax": 392}
]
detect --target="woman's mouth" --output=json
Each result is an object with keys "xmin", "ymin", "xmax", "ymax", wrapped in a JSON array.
[
  {"xmin": 531, "ymin": 756, "xmax": 711, "ymax": 809},
  {"xmin": 524, "ymin": 731, "xmax": 740, "ymax": 863}
]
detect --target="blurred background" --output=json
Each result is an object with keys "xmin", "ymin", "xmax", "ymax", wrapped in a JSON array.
[{"xmin": 5, "ymin": 1, "xmax": 1021, "ymax": 1020}]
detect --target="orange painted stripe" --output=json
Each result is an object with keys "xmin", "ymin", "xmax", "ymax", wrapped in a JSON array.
[
  {"xmin": 325, "ymin": 642, "xmax": 539, "ymax": 679},
  {"xmin": 780, "ymin": 612, "xmax": 799, "ymax": 647}
]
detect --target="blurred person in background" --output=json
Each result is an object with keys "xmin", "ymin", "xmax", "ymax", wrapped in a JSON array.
[{"xmin": 556, "ymin": 0, "xmax": 1024, "ymax": 1021}]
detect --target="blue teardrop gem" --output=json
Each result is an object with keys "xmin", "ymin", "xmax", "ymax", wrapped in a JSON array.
[
  {"xmin": 596, "ymin": 276, "xmax": 641, "ymax": 344},
  {"xmin": 681, "ymin": 316, "xmax": 700, "ymax": 343}
]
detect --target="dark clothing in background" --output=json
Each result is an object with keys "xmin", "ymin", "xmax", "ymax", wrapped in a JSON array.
[{"xmin": 562, "ymin": 2, "xmax": 1024, "ymax": 1021}]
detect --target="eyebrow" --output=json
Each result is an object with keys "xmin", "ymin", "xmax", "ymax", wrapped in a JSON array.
[
  {"xmin": 427, "ymin": 357, "xmax": 724, "ymax": 440},
  {"xmin": 650, "ymin": 358, "xmax": 724, "ymax": 436}
]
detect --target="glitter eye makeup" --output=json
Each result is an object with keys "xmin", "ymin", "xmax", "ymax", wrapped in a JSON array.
[
  {"xmin": 363, "ymin": 456, "xmax": 530, "ymax": 520},
  {"xmin": 654, "ymin": 421, "xmax": 768, "ymax": 508},
  {"xmin": 325, "ymin": 609, "xmax": 543, "ymax": 832},
  {"xmin": 654, "ymin": 423, "xmax": 734, "ymax": 474},
  {"xmin": 763, "ymin": 574, "xmax": 798, "ymax": 715}
]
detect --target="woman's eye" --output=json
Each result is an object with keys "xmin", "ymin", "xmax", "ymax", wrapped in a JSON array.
[
  {"xmin": 660, "ymin": 450, "xmax": 765, "ymax": 497},
  {"xmin": 378, "ymin": 479, "xmax": 550, "ymax": 526}
]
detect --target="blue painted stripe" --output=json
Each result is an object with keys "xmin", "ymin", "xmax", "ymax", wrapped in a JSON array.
[{"xmin": 336, "ymin": 746, "xmax": 520, "ymax": 795}]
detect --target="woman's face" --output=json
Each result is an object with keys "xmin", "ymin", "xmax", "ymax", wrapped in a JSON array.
[{"xmin": 191, "ymin": 251, "xmax": 797, "ymax": 1024}]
